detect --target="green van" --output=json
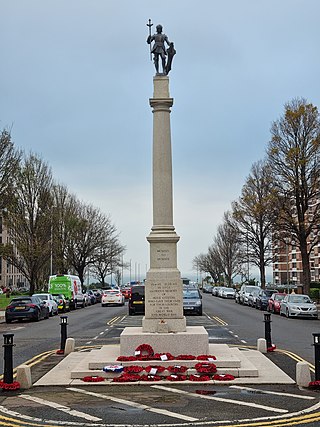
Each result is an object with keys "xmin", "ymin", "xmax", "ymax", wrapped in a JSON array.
[{"xmin": 48, "ymin": 275, "xmax": 85, "ymax": 309}]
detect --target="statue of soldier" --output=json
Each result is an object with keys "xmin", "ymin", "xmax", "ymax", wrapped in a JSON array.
[{"xmin": 147, "ymin": 24, "xmax": 175, "ymax": 75}]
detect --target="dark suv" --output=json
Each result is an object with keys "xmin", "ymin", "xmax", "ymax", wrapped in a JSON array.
[{"xmin": 128, "ymin": 285, "xmax": 145, "ymax": 315}]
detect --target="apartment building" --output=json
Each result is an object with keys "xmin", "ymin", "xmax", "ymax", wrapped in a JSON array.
[{"xmin": 0, "ymin": 216, "xmax": 28, "ymax": 290}]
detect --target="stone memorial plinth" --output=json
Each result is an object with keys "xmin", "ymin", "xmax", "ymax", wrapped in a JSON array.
[{"xmin": 120, "ymin": 74, "xmax": 208, "ymax": 356}]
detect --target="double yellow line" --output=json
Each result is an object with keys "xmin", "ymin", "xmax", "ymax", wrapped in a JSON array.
[{"xmin": 209, "ymin": 315, "xmax": 228, "ymax": 326}]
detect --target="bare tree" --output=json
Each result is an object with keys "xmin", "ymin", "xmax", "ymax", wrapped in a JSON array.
[
  {"xmin": 214, "ymin": 212, "xmax": 243, "ymax": 286},
  {"xmin": 91, "ymin": 239, "xmax": 126, "ymax": 287},
  {"xmin": 0, "ymin": 129, "xmax": 20, "ymax": 209},
  {"xmin": 0, "ymin": 153, "xmax": 53, "ymax": 293},
  {"xmin": 193, "ymin": 248, "xmax": 223, "ymax": 284},
  {"xmin": 65, "ymin": 202, "xmax": 123, "ymax": 286},
  {"xmin": 267, "ymin": 98, "xmax": 320, "ymax": 294},
  {"xmin": 232, "ymin": 160, "xmax": 276, "ymax": 288}
]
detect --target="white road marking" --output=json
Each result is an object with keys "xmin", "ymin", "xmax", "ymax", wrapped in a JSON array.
[
  {"xmin": 67, "ymin": 387, "xmax": 198, "ymax": 422},
  {"xmin": 93, "ymin": 336, "xmax": 98, "ymax": 340},
  {"xmin": 99, "ymin": 331, "xmax": 104, "ymax": 335},
  {"xmin": 230, "ymin": 385, "xmax": 315, "ymax": 400},
  {"xmin": 86, "ymin": 341, "xmax": 92, "ymax": 344},
  {"xmin": 240, "ymin": 339, "xmax": 247, "ymax": 343},
  {"xmin": 20, "ymin": 394, "xmax": 102, "ymax": 422},
  {"xmin": 151, "ymin": 385, "xmax": 288, "ymax": 414},
  {"xmin": 9, "ymin": 326, "xmax": 25, "ymax": 331}
]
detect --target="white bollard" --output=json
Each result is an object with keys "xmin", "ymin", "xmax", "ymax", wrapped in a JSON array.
[
  {"xmin": 16, "ymin": 364, "xmax": 32, "ymax": 389},
  {"xmin": 257, "ymin": 338, "xmax": 267, "ymax": 353},
  {"xmin": 64, "ymin": 338, "xmax": 75, "ymax": 355},
  {"xmin": 296, "ymin": 361, "xmax": 311, "ymax": 387}
]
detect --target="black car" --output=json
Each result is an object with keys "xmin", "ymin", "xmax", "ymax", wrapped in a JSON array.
[
  {"xmin": 183, "ymin": 288, "xmax": 202, "ymax": 316},
  {"xmin": 5, "ymin": 296, "xmax": 49, "ymax": 323},
  {"xmin": 128, "ymin": 285, "xmax": 145, "ymax": 315},
  {"xmin": 255, "ymin": 289, "xmax": 276, "ymax": 310}
]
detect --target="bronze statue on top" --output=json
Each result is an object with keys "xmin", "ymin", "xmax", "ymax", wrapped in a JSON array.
[{"xmin": 147, "ymin": 20, "xmax": 176, "ymax": 75}]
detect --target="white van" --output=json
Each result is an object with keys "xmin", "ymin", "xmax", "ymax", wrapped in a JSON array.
[{"xmin": 48, "ymin": 274, "xmax": 85, "ymax": 309}]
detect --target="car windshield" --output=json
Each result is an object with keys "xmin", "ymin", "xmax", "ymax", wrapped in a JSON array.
[
  {"xmin": 246, "ymin": 286, "xmax": 259, "ymax": 293},
  {"xmin": 289, "ymin": 295, "xmax": 312, "ymax": 303},
  {"xmin": 274, "ymin": 294, "xmax": 285, "ymax": 301},
  {"xmin": 183, "ymin": 290, "xmax": 200, "ymax": 299},
  {"xmin": 35, "ymin": 295, "xmax": 47, "ymax": 300}
]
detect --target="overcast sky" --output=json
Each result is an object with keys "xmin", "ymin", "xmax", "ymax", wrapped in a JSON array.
[{"xmin": 1, "ymin": 1, "xmax": 320, "ymax": 282}]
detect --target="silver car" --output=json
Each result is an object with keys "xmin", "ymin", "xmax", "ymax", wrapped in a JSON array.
[{"xmin": 280, "ymin": 294, "xmax": 318, "ymax": 319}]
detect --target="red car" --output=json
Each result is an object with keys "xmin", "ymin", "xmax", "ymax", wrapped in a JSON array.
[
  {"xmin": 267, "ymin": 293, "xmax": 286, "ymax": 314},
  {"xmin": 120, "ymin": 286, "xmax": 131, "ymax": 299}
]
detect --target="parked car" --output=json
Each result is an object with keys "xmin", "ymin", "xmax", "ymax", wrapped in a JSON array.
[
  {"xmin": 267, "ymin": 292, "xmax": 286, "ymax": 314},
  {"xmin": 128, "ymin": 285, "xmax": 145, "ymax": 315},
  {"xmin": 238, "ymin": 285, "xmax": 260, "ymax": 305},
  {"xmin": 120, "ymin": 285, "xmax": 131, "ymax": 299},
  {"xmin": 220, "ymin": 287, "xmax": 236, "ymax": 299},
  {"xmin": 86, "ymin": 290, "xmax": 97, "ymax": 304},
  {"xmin": 183, "ymin": 288, "xmax": 202, "ymax": 316},
  {"xmin": 101, "ymin": 288, "xmax": 125, "ymax": 307},
  {"xmin": 5, "ymin": 296, "xmax": 49, "ymax": 323},
  {"xmin": 52, "ymin": 294, "xmax": 70, "ymax": 313},
  {"xmin": 212, "ymin": 286, "xmax": 223, "ymax": 297},
  {"xmin": 202, "ymin": 284, "xmax": 212, "ymax": 294},
  {"xmin": 92, "ymin": 289, "xmax": 102, "ymax": 303},
  {"xmin": 83, "ymin": 292, "xmax": 91, "ymax": 306},
  {"xmin": 255, "ymin": 289, "xmax": 276, "ymax": 310},
  {"xmin": 247, "ymin": 288, "xmax": 260, "ymax": 307},
  {"xmin": 280, "ymin": 294, "xmax": 318, "ymax": 319},
  {"xmin": 32, "ymin": 293, "xmax": 58, "ymax": 316}
]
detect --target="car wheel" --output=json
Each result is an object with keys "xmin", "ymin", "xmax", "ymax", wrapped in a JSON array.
[
  {"xmin": 49, "ymin": 309, "xmax": 53, "ymax": 317},
  {"xmin": 5, "ymin": 317, "xmax": 12, "ymax": 324},
  {"xmin": 45, "ymin": 309, "xmax": 50, "ymax": 319},
  {"xmin": 286, "ymin": 309, "xmax": 290, "ymax": 318},
  {"xmin": 129, "ymin": 309, "xmax": 134, "ymax": 315},
  {"xmin": 34, "ymin": 310, "xmax": 41, "ymax": 322},
  {"xmin": 198, "ymin": 310, "xmax": 203, "ymax": 316}
]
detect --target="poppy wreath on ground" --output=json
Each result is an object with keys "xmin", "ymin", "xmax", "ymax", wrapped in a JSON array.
[
  {"xmin": 176, "ymin": 354, "xmax": 196, "ymax": 360},
  {"xmin": 196, "ymin": 355, "xmax": 217, "ymax": 361},
  {"xmin": 267, "ymin": 344, "xmax": 277, "ymax": 352},
  {"xmin": 116, "ymin": 356, "xmax": 137, "ymax": 362},
  {"xmin": 135, "ymin": 344, "xmax": 154, "ymax": 360},
  {"xmin": 145, "ymin": 365, "xmax": 166, "ymax": 374},
  {"xmin": 123, "ymin": 365, "xmax": 144, "ymax": 374},
  {"xmin": 140, "ymin": 374, "xmax": 162, "ymax": 382},
  {"xmin": 0, "ymin": 381, "xmax": 20, "ymax": 390},
  {"xmin": 167, "ymin": 365, "xmax": 188, "ymax": 374},
  {"xmin": 56, "ymin": 350, "xmax": 64, "ymax": 355},
  {"xmin": 82, "ymin": 376, "xmax": 105, "ymax": 382},
  {"xmin": 195, "ymin": 362, "xmax": 217, "ymax": 374},
  {"xmin": 103, "ymin": 365, "xmax": 124, "ymax": 373},
  {"xmin": 213, "ymin": 374, "xmax": 235, "ymax": 381},
  {"xmin": 189, "ymin": 374, "xmax": 211, "ymax": 382},
  {"xmin": 166, "ymin": 375, "xmax": 187, "ymax": 381},
  {"xmin": 112, "ymin": 373, "xmax": 141, "ymax": 382},
  {"xmin": 195, "ymin": 389, "xmax": 216, "ymax": 395},
  {"xmin": 153, "ymin": 352, "xmax": 175, "ymax": 361},
  {"xmin": 308, "ymin": 380, "xmax": 320, "ymax": 389}
]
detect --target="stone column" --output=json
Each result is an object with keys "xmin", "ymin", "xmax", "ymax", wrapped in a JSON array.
[{"xmin": 142, "ymin": 75, "xmax": 186, "ymax": 333}]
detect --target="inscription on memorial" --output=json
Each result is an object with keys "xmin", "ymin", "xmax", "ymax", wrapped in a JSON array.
[
  {"xmin": 146, "ymin": 281, "xmax": 183, "ymax": 318},
  {"xmin": 156, "ymin": 248, "xmax": 170, "ymax": 262}
]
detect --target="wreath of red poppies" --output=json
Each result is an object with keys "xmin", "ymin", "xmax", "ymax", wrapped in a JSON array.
[
  {"xmin": 166, "ymin": 375, "xmax": 187, "ymax": 381},
  {"xmin": 176, "ymin": 354, "xmax": 196, "ymax": 360},
  {"xmin": 0, "ymin": 381, "xmax": 20, "ymax": 390},
  {"xmin": 189, "ymin": 374, "xmax": 211, "ymax": 381},
  {"xmin": 196, "ymin": 355, "xmax": 217, "ymax": 361},
  {"xmin": 112, "ymin": 373, "xmax": 140, "ymax": 382},
  {"xmin": 123, "ymin": 365, "xmax": 144, "ymax": 374},
  {"xmin": 145, "ymin": 365, "xmax": 166, "ymax": 374},
  {"xmin": 309, "ymin": 380, "xmax": 320, "ymax": 389},
  {"xmin": 153, "ymin": 352, "xmax": 175, "ymax": 360},
  {"xmin": 82, "ymin": 376, "xmax": 104, "ymax": 382},
  {"xmin": 213, "ymin": 374, "xmax": 235, "ymax": 381},
  {"xmin": 140, "ymin": 374, "xmax": 162, "ymax": 382},
  {"xmin": 135, "ymin": 344, "xmax": 154, "ymax": 360},
  {"xmin": 195, "ymin": 362, "xmax": 217, "ymax": 374},
  {"xmin": 167, "ymin": 365, "xmax": 188, "ymax": 373}
]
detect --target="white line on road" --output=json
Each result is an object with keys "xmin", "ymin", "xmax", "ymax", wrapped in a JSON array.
[
  {"xmin": 230, "ymin": 385, "xmax": 315, "ymax": 400},
  {"xmin": 151, "ymin": 385, "xmax": 288, "ymax": 414},
  {"xmin": 240, "ymin": 339, "xmax": 247, "ymax": 343},
  {"xmin": 99, "ymin": 331, "xmax": 104, "ymax": 335},
  {"xmin": 86, "ymin": 341, "xmax": 92, "ymax": 344},
  {"xmin": 20, "ymin": 394, "xmax": 102, "ymax": 422},
  {"xmin": 67, "ymin": 387, "xmax": 198, "ymax": 422},
  {"xmin": 93, "ymin": 336, "xmax": 98, "ymax": 340}
]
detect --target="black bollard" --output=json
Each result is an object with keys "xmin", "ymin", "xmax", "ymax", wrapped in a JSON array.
[
  {"xmin": 312, "ymin": 333, "xmax": 320, "ymax": 381},
  {"xmin": 60, "ymin": 316, "xmax": 68, "ymax": 352},
  {"xmin": 264, "ymin": 313, "xmax": 272, "ymax": 349},
  {"xmin": 3, "ymin": 334, "xmax": 14, "ymax": 384}
]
